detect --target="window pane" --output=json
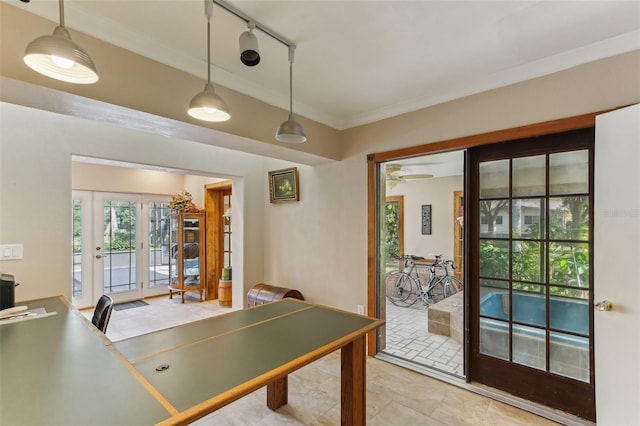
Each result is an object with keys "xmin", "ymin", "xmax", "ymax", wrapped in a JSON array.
[
  {"xmin": 480, "ymin": 239, "xmax": 509, "ymax": 279},
  {"xmin": 480, "ymin": 200, "xmax": 509, "ymax": 238},
  {"xmin": 512, "ymin": 284, "xmax": 546, "ymax": 328},
  {"xmin": 480, "ymin": 160, "xmax": 509, "ymax": 198},
  {"xmin": 512, "ymin": 241, "xmax": 546, "ymax": 283},
  {"xmin": 72, "ymin": 199, "xmax": 82, "ymax": 298},
  {"xmin": 513, "ymin": 324, "xmax": 546, "ymax": 371},
  {"xmin": 549, "ymin": 285, "xmax": 589, "ymax": 300},
  {"xmin": 549, "ymin": 242, "xmax": 589, "ymax": 288},
  {"xmin": 513, "ymin": 198, "xmax": 545, "ymax": 239},
  {"xmin": 550, "ymin": 332, "xmax": 590, "ymax": 382},
  {"xmin": 550, "ymin": 196, "xmax": 589, "ymax": 241},
  {"xmin": 513, "ymin": 155, "xmax": 546, "ymax": 196},
  {"xmin": 103, "ymin": 200, "xmax": 137, "ymax": 293},
  {"xmin": 549, "ymin": 294, "xmax": 589, "ymax": 336},
  {"xmin": 480, "ymin": 287, "xmax": 508, "ymax": 320},
  {"xmin": 148, "ymin": 202, "xmax": 170, "ymax": 288},
  {"xmin": 480, "ymin": 318, "xmax": 510, "ymax": 361},
  {"xmin": 549, "ymin": 150, "xmax": 589, "ymax": 195}
]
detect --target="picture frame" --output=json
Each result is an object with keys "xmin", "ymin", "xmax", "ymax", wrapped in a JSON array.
[
  {"xmin": 268, "ymin": 167, "xmax": 299, "ymax": 203},
  {"xmin": 421, "ymin": 204, "xmax": 432, "ymax": 235}
]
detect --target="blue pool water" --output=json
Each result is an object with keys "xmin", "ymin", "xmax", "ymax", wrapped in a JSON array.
[{"xmin": 480, "ymin": 291, "xmax": 588, "ymax": 335}]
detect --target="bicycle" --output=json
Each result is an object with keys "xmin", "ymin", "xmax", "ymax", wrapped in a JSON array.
[{"xmin": 385, "ymin": 254, "xmax": 463, "ymax": 307}]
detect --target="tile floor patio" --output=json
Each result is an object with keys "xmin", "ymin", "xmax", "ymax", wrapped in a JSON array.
[{"xmin": 384, "ymin": 301, "xmax": 464, "ymax": 377}]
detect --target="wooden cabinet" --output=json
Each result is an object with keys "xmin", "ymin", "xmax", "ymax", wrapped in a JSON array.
[{"xmin": 168, "ymin": 213, "xmax": 205, "ymax": 303}]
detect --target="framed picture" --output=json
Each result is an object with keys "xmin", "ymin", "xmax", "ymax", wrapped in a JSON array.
[
  {"xmin": 269, "ymin": 167, "xmax": 299, "ymax": 203},
  {"xmin": 421, "ymin": 204, "xmax": 432, "ymax": 235}
]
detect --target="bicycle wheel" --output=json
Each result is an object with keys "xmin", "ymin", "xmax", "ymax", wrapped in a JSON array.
[
  {"xmin": 385, "ymin": 271, "xmax": 417, "ymax": 307},
  {"xmin": 443, "ymin": 276, "xmax": 463, "ymax": 299}
]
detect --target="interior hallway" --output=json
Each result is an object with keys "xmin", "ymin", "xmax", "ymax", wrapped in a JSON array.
[{"xmin": 83, "ymin": 295, "xmax": 558, "ymax": 425}]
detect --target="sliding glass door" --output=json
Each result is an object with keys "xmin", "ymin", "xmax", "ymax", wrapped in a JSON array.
[{"xmin": 468, "ymin": 128, "xmax": 595, "ymax": 420}]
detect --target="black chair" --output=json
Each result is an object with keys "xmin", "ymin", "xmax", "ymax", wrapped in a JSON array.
[{"xmin": 91, "ymin": 294, "xmax": 114, "ymax": 333}]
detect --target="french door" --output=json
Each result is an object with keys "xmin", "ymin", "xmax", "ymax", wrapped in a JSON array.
[
  {"xmin": 72, "ymin": 191, "xmax": 171, "ymax": 308},
  {"xmin": 468, "ymin": 128, "xmax": 595, "ymax": 420}
]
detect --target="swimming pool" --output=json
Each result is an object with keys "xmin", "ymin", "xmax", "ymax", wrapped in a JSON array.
[
  {"xmin": 480, "ymin": 291, "xmax": 588, "ymax": 335},
  {"xmin": 479, "ymin": 291, "xmax": 590, "ymax": 382}
]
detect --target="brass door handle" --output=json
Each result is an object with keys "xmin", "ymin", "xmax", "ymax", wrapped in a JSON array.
[{"xmin": 594, "ymin": 300, "xmax": 613, "ymax": 311}]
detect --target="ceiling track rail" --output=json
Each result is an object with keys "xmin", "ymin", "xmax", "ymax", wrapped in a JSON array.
[{"xmin": 211, "ymin": 0, "xmax": 295, "ymax": 49}]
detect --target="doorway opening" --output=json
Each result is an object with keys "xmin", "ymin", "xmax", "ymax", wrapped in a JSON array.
[
  {"xmin": 70, "ymin": 157, "xmax": 234, "ymax": 310},
  {"xmin": 368, "ymin": 112, "xmax": 602, "ymax": 423},
  {"xmin": 378, "ymin": 150, "xmax": 466, "ymax": 378}
]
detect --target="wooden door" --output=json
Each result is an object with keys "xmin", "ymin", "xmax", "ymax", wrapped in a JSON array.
[
  {"xmin": 468, "ymin": 128, "xmax": 596, "ymax": 420},
  {"xmin": 593, "ymin": 105, "xmax": 640, "ymax": 424},
  {"xmin": 453, "ymin": 191, "xmax": 464, "ymax": 280},
  {"xmin": 204, "ymin": 182, "xmax": 231, "ymax": 300}
]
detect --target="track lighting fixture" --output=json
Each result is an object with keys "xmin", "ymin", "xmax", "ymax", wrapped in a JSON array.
[
  {"xmin": 188, "ymin": 0, "xmax": 230, "ymax": 122},
  {"xmin": 209, "ymin": 0, "xmax": 306, "ymax": 140},
  {"xmin": 239, "ymin": 21, "xmax": 260, "ymax": 66},
  {"xmin": 276, "ymin": 46, "xmax": 306, "ymax": 143},
  {"xmin": 23, "ymin": 0, "xmax": 98, "ymax": 84}
]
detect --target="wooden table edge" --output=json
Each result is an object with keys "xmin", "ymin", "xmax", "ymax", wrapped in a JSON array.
[{"xmin": 155, "ymin": 317, "xmax": 384, "ymax": 426}]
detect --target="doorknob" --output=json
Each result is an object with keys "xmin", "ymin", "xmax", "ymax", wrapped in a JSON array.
[
  {"xmin": 594, "ymin": 300, "xmax": 613, "ymax": 311},
  {"xmin": 95, "ymin": 254, "xmax": 102, "ymax": 259}
]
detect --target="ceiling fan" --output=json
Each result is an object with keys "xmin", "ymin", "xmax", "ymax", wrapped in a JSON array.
[{"xmin": 385, "ymin": 163, "xmax": 434, "ymax": 187}]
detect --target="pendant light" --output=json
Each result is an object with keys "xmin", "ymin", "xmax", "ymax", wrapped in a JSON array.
[
  {"xmin": 188, "ymin": 0, "xmax": 230, "ymax": 122},
  {"xmin": 276, "ymin": 46, "xmax": 306, "ymax": 143},
  {"xmin": 23, "ymin": 0, "xmax": 98, "ymax": 84}
]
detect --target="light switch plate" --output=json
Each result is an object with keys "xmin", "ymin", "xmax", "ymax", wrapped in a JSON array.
[{"xmin": 0, "ymin": 244, "xmax": 23, "ymax": 260}]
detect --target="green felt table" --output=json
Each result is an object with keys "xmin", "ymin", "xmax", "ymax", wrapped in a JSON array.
[{"xmin": 1, "ymin": 297, "xmax": 383, "ymax": 426}]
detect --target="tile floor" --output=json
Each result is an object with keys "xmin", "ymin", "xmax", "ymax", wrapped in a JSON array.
[
  {"xmin": 83, "ymin": 295, "xmax": 560, "ymax": 425},
  {"xmin": 383, "ymin": 301, "xmax": 463, "ymax": 376}
]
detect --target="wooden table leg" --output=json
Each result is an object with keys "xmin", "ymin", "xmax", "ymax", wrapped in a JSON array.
[
  {"xmin": 267, "ymin": 375, "xmax": 288, "ymax": 410},
  {"xmin": 341, "ymin": 335, "xmax": 366, "ymax": 425}
]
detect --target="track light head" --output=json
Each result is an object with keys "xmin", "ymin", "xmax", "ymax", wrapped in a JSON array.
[{"xmin": 239, "ymin": 22, "xmax": 260, "ymax": 66}]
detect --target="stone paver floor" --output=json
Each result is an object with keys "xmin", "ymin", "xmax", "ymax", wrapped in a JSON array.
[{"xmin": 384, "ymin": 301, "xmax": 464, "ymax": 376}]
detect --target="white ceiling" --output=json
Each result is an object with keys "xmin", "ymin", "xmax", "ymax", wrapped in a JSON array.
[{"xmin": 11, "ymin": 0, "xmax": 640, "ymax": 130}]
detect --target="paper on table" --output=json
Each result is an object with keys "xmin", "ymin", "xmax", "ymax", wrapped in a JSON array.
[
  {"xmin": 0, "ymin": 307, "xmax": 57, "ymax": 325},
  {"xmin": 0, "ymin": 305, "xmax": 28, "ymax": 318}
]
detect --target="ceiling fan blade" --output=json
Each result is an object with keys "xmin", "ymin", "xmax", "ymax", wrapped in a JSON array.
[{"xmin": 403, "ymin": 174, "xmax": 433, "ymax": 179}]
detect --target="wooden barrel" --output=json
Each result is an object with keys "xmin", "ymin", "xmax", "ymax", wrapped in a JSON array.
[
  {"xmin": 218, "ymin": 280, "xmax": 232, "ymax": 307},
  {"xmin": 246, "ymin": 283, "xmax": 304, "ymax": 307}
]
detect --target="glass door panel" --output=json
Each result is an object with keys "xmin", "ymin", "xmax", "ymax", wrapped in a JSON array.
[
  {"xmin": 470, "ymin": 129, "xmax": 595, "ymax": 420},
  {"xmin": 71, "ymin": 191, "xmax": 93, "ymax": 309},
  {"xmin": 94, "ymin": 193, "xmax": 142, "ymax": 303},
  {"xmin": 144, "ymin": 198, "xmax": 172, "ymax": 297}
]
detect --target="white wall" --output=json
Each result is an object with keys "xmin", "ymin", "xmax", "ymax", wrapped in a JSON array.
[
  {"xmin": 0, "ymin": 104, "xmax": 265, "ymax": 307},
  {"xmin": 261, "ymin": 51, "xmax": 640, "ymax": 314},
  {"xmin": 72, "ymin": 162, "xmax": 185, "ymax": 194},
  {"xmin": 1, "ymin": 52, "xmax": 639, "ymax": 316},
  {"xmin": 387, "ymin": 175, "xmax": 463, "ymax": 260}
]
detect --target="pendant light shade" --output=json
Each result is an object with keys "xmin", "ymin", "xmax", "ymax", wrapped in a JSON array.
[
  {"xmin": 188, "ymin": 82, "xmax": 230, "ymax": 122},
  {"xmin": 276, "ymin": 113, "xmax": 306, "ymax": 143},
  {"xmin": 188, "ymin": 0, "xmax": 230, "ymax": 122},
  {"xmin": 23, "ymin": 0, "xmax": 98, "ymax": 84},
  {"xmin": 276, "ymin": 46, "xmax": 306, "ymax": 143}
]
